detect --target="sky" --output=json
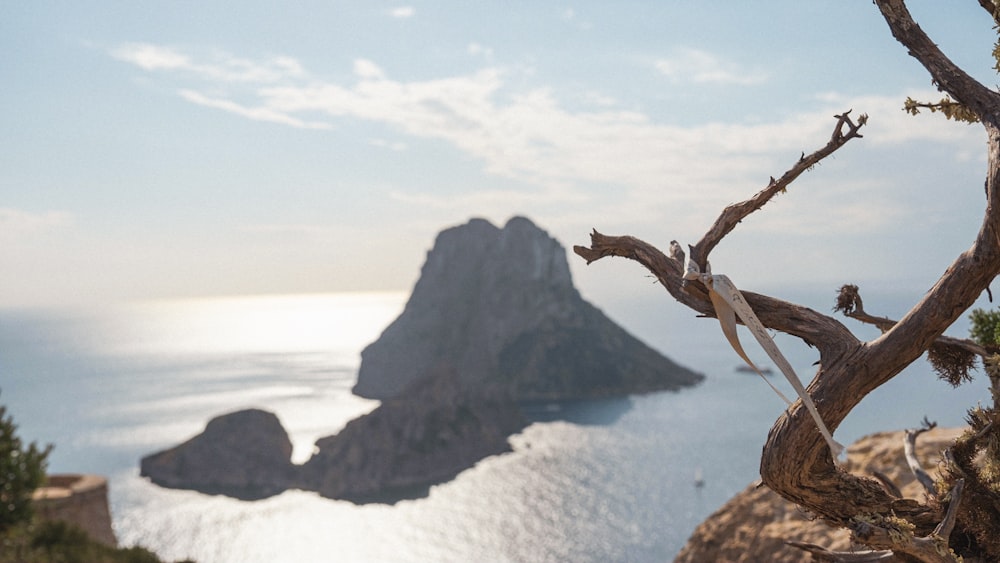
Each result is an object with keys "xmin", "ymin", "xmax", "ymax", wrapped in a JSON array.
[{"xmin": 2, "ymin": 1, "xmax": 998, "ymax": 311}]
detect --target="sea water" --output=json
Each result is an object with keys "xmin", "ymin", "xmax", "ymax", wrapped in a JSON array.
[{"xmin": 0, "ymin": 291, "xmax": 990, "ymax": 562}]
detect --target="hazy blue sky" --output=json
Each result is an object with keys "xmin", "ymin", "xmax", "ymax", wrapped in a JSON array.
[{"xmin": 2, "ymin": 2, "xmax": 996, "ymax": 308}]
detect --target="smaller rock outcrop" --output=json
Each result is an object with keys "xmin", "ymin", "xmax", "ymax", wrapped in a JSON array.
[
  {"xmin": 674, "ymin": 427, "xmax": 965, "ymax": 563},
  {"xmin": 140, "ymin": 408, "xmax": 296, "ymax": 500}
]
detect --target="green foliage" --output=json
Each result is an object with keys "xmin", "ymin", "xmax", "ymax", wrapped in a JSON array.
[
  {"xmin": 0, "ymin": 519, "xmax": 177, "ymax": 563},
  {"xmin": 969, "ymin": 308, "xmax": 1000, "ymax": 348},
  {"xmin": 994, "ymin": 38, "xmax": 1000, "ymax": 74},
  {"xmin": 903, "ymin": 96, "xmax": 980, "ymax": 124},
  {"xmin": 0, "ymin": 396, "xmax": 52, "ymax": 532},
  {"xmin": 934, "ymin": 323, "xmax": 1000, "ymax": 558}
]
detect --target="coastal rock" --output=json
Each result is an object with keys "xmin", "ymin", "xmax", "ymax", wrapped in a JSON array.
[
  {"xmin": 674, "ymin": 426, "xmax": 965, "ymax": 563},
  {"xmin": 301, "ymin": 373, "xmax": 527, "ymax": 502},
  {"xmin": 140, "ymin": 408, "xmax": 296, "ymax": 500},
  {"xmin": 354, "ymin": 216, "xmax": 703, "ymax": 400}
]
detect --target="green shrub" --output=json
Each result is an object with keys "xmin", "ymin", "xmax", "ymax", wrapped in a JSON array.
[{"xmin": 0, "ymin": 395, "xmax": 52, "ymax": 532}]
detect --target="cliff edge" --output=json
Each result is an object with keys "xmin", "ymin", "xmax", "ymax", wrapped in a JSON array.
[{"xmin": 674, "ymin": 426, "xmax": 965, "ymax": 563}]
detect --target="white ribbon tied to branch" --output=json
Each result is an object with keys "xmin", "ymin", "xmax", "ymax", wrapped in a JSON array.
[{"xmin": 684, "ymin": 256, "xmax": 845, "ymax": 461}]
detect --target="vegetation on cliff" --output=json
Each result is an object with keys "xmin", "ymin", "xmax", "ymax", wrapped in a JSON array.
[
  {"xmin": 0, "ymin": 394, "xmax": 51, "ymax": 533},
  {"xmin": 0, "ymin": 398, "xmax": 188, "ymax": 563}
]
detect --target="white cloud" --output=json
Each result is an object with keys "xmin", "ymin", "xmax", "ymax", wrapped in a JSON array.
[
  {"xmin": 583, "ymin": 91, "xmax": 617, "ymax": 107},
  {"xmin": 178, "ymin": 89, "xmax": 332, "ymax": 129},
  {"xmin": 467, "ymin": 42, "xmax": 494, "ymax": 59},
  {"xmin": 387, "ymin": 6, "xmax": 415, "ymax": 18},
  {"xmin": 109, "ymin": 45, "xmax": 986, "ymax": 240},
  {"xmin": 655, "ymin": 47, "xmax": 768, "ymax": 86},
  {"xmin": 369, "ymin": 138, "xmax": 408, "ymax": 151},
  {"xmin": 353, "ymin": 58, "xmax": 386, "ymax": 80},
  {"xmin": 113, "ymin": 43, "xmax": 306, "ymax": 83},
  {"xmin": 111, "ymin": 43, "xmax": 190, "ymax": 71},
  {"xmin": 0, "ymin": 208, "xmax": 73, "ymax": 238}
]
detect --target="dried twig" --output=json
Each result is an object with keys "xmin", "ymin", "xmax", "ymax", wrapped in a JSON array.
[
  {"xmin": 905, "ymin": 418, "xmax": 939, "ymax": 497},
  {"xmin": 688, "ymin": 111, "xmax": 866, "ymax": 270},
  {"xmin": 785, "ymin": 541, "xmax": 895, "ymax": 562}
]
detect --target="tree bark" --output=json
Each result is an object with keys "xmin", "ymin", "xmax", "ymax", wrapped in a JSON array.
[{"xmin": 575, "ymin": 2, "xmax": 1000, "ymax": 557}]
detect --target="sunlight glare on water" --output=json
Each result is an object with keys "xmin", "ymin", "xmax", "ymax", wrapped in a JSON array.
[
  {"xmin": 3, "ymin": 289, "xmax": 992, "ymax": 562},
  {"xmin": 95, "ymin": 292, "xmax": 407, "ymax": 359}
]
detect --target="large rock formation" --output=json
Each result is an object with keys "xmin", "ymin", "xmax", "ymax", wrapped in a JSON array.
[
  {"xmin": 142, "ymin": 217, "xmax": 704, "ymax": 503},
  {"xmin": 674, "ymin": 427, "xmax": 965, "ymax": 563},
  {"xmin": 354, "ymin": 216, "xmax": 703, "ymax": 400},
  {"xmin": 140, "ymin": 408, "xmax": 296, "ymax": 500}
]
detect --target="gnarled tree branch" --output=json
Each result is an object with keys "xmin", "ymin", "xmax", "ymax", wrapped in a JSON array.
[{"xmin": 576, "ymin": 2, "xmax": 1000, "ymax": 559}]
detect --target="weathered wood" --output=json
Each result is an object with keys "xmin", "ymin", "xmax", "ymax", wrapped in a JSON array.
[
  {"xmin": 575, "ymin": 2, "xmax": 1000, "ymax": 559},
  {"xmin": 905, "ymin": 421, "xmax": 938, "ymax": 497},
  {"xmin": 785, "ymin": 541, "xmax": 895, "ymax": 562}
]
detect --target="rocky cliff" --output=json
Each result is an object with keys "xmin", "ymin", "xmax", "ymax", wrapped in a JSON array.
[
  {"xmin": 674, "ymin": 427, "xmax": 965, "ymax": 563},
  {"xmin": 354, "ymin": 216, "xmax": 703, "ymax": 400}
]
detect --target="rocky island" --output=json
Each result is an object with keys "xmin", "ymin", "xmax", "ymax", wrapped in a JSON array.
[
  {"xmin": 354, "ymin": 216, "xmax": 703, "ymax": 401},
  {"xmin": 141, "ymin": 216, "xmax": 703, "ymax": 503}
]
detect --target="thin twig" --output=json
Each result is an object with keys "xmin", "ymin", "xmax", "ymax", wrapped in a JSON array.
[
  {"xmin": 905, "ymin": 419, "xmax": 938, "ymax": 497},
  {"xmin": 785, "ymin": 541, "xmax": 895, "ymax": 562},
  {"xmin": 689, "ymin": 111, "xmax": 866, "ymax": 269}
]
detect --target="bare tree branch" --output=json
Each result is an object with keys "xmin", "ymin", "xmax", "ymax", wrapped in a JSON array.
[
  {"xmin": 759, "ymin": 2, "xmax": 1000, "ymax": 540},
  {"xmin": 975, "ymin": 0, "xmax": 1000, "ymax": 31},
  {"xmin": 785, "ymin": 541, "xmax": 895, "ymax": 562},
  {"xmin": 876, "ymin": 0, "xmax": 1000, "ymax": 125},
  {"xmin": 905, "ymin": 419, "xmax": 939, "ymax": 497},
  {"xmin": 688, "ymin": 111, "xmax": 866, "ymax": 271},
  {"xmin": 836, "ymin": 284, "xmax": 989, "ymax": 358}
]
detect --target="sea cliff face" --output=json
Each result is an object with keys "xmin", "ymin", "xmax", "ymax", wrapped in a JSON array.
[{"xmin": 354, "ymin": 216, "xmax": 703, "ymax": 400}]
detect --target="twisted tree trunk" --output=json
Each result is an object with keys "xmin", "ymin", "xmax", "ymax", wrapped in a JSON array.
[{"xmin": 574, "ymin": 2, "xmax": 1000, "ymax": 560}]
